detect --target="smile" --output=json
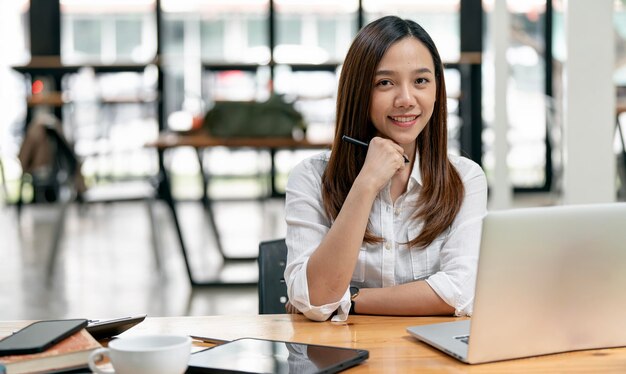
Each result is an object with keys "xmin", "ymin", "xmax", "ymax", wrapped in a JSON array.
[
  {"xmin": 388, "ymin": 115, "xmax": 419, "ymax": 127},
  {"xmin": 389, "ymin": 115, "xmax": 418, "ymax": 123}
]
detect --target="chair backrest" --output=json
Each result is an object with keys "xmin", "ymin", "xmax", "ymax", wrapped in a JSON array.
[
  {"xmin": 258, "ymin": 238, "xmax": 288, "ymax": 314},
  {"xmin": 44, "ymin": 126, "xmax": 79, "ymax": 183}
]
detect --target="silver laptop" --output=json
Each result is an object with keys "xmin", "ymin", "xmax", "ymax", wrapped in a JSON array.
[{"xmin": 407, "ymin": 203, "xmax": 626, "ymax": 364}]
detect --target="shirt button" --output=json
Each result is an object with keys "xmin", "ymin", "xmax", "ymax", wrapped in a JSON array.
[
  {"xmin": 384, "ymin": 242, "xmax": 391, "ymax": 250},
  {"xmin": 394, "ymin": 208, "xmax": 400, "ymax": 216}
]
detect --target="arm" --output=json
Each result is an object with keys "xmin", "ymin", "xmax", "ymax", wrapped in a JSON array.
[
  {"xmin": 285, "ymin": 138, "xmax": 407, "ymax": 320},
  {"xmin": 306, "ymin": 137, "xmax": 407, "ymax": 305},
  {"xmin": 354, "ymin": 159, "xmax": 488, "ymax": 316},
  {"xmin": 353, "ymin": 281, "xmax": 454, "ymax": 315}
]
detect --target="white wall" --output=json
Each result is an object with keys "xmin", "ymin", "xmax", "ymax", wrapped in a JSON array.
[{"xmin": 563, "ymin": 0, "xmax": 616, "ymax": 204}]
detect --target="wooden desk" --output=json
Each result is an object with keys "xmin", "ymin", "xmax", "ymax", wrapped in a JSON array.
[
  {"xmin": 3, "ymin": 315, "xmax": 624, "ymax": 373},
  {"xmin": 147, "ymin": 133, "xmax": 331, "ymax": 287}
]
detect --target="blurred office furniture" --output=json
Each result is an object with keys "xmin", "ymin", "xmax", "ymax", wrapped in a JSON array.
[
  {"xmin": 39, "ymin": 123, "xmax": 162, "ymax": 281},
  {"xmin": 545, "ymin": 95, "xmax": 563, "ymax": 201},
  {"xmin": 617, "ymin": 101, "xmax": 626, "ymax": 200},
  {"xmin": 200, "ymin": 66, "xmax": 338, "ymax": 199},
  {"xmin": 150, "ymin": 133, "xmax": 329, "ymax": 287},
  {"xmin": 0, "ymin": 152, "xmax": 7, "ymax": 205},
  {"xmin": 13, "ymin": 0, "xmax": 163, "ymax": 189},
  {"xmin": 16, "ymin": 114, "xmax": 68, "ymax": 215},
  {"xmin": 257, "ymin": 238, "xmax": 288, "ymax": 314},
  {"xmin": 39, "ymin": 124, "xmax": 82, "ymax": 280}
]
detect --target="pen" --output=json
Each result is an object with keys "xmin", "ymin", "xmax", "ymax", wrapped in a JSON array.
[
  {"xmin": 190, "ymin": 335, "xmax": 231, "ymax": 345},
  {"xmin": 341, "ymin": 135, "xmax": 410, "ymax": 164}
]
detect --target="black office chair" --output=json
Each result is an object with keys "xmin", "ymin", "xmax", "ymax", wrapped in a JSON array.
[{"xmin": 258, "ymin": 238, "xmax": 288, "ymax": 314}]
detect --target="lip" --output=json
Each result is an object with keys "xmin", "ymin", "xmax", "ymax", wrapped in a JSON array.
[{"xmin": 388, "ymin": 115, "xmax": 418, "ymax": 128}]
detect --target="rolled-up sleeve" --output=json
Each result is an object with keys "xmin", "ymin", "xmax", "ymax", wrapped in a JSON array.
[
  {"xmin": 284, "ymin": 154, "xmax": 351, "ymax": 321},
  {"xmin": 425, "ymin": 160, "xmax": 488, "ymax": 316}
]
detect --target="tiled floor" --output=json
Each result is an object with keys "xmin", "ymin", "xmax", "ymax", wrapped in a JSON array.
[
  {"xmin": 0, "ymin": 198, "xmax": 287, "ymax": 321},
  {"xmin": 0, "ymin": 189, "xmax": 562, "ymax": 322}
]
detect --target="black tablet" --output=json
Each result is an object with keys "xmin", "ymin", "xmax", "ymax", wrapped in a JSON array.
[
  {"xmin": 86, "ymin": 314, "xmax": 146, "ymax": 340},
  {"xmin": 186, "ymin": 337, "xmax": 369, "ymax": 374}
]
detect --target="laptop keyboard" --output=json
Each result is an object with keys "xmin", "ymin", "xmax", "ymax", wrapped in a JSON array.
[{"xmin": 454, "ymin": 335, "xmax": 470, "ymax": 344}]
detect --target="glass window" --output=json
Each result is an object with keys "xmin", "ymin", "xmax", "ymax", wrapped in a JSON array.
[
  {"xmin": 164, "ymin": 0, "xmax": 270, "ymax": 64},
  {"xmin": 507, "ymin": 1, "xmax": 547, "ymax": 188},
  {"xmin": 482, "ymin": 0, "xmax": 548, "ymax": 189},
  {"xmin": 73, "ymin": 18, "xmax": 102, "ymax": 58},
  {"xmin": 363, "ymin": 0, "xmax": 460, "ymax": 62},
  {"xmin": 61, "ymin": 0, "xmax": 156, "ymax": 63},
  {"xmin": 202, "ymin": 20, "xmax": 226, "ymax": 61},
  {"xmin": 614, "ymin": 1, "xmax": 626, "ymax": 88},
  {"xmin": 274, "ymin": 0, "xmax": 358, "ymax": 63},
  {"xmin": 116, "ymin": 18, "xmax": 143, "ymax": 60},
  {"xmin": 162, "ymin": 17, "xmax": 185, "ymax": 56},
  {"xmin": 277, "ymin": 16, "xmax": 301, "ymax": 45},
  {"xmin": 317, "ymin": 19, "xmax": 337, "ymax": 57}
]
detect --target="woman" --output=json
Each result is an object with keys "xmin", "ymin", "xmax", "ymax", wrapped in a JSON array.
[{"xmin": 284, "ymin": 16, "xmax": 488, "ymax": 322}]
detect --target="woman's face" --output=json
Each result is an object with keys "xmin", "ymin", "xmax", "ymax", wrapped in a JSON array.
[{"xmin": 369, "ymin": 37, "xmax": 437, "ymax": 153}]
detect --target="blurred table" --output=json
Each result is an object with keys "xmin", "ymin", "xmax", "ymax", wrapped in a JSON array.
[
  {"xmin": 146, "ymin": 133, "xmax": 331, "ymax": 287},
  {"xmin": 150, "ymin": 132, "xmax": 331, "ymax": 198}
]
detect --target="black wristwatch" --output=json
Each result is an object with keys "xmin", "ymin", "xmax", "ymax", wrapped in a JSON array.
[{"xmin": 349, "ymin": 286, "xmax": 360, "ymax": 314}]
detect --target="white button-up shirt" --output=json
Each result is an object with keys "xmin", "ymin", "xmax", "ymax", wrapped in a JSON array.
[{"xmin": 284, "ymin": 150, "xmax": 488, "ymax": 322}]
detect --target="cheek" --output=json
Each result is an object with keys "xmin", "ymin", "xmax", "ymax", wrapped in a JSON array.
[
  {"xmin": 369, "ymin": 95, "xmax": 387, "ymax": 121},
  {"xmin": 420, "ymin": 90, "xmax": 437, "ymax": 114}
]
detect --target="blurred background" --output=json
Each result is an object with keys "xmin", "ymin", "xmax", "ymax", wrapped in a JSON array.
[{"xmin": 0, "ymin": 0, "xmax": 625, "ymax": 320}]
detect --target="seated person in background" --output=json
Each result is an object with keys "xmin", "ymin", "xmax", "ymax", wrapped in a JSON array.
[{"xmin": 284, "ymin": 16, "xmax": 488, "ymax": 322}]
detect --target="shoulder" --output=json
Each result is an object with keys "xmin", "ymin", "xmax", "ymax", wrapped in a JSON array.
[
  {"xmin": 448, "ymin": 154, "xmax": 488, "ymax": 195},
  {"xmin": 287, "ymin": 151, "xmax": 330, "ymax": 186},
  {"xmin": 448, "ymin": 154, "xmax": 486, "ymax": 181}
]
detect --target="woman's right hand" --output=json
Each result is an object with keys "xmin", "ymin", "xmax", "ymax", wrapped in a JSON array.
[{"xmin": 355, "ymin": 136, "xmax": 407, "ymax": 192}]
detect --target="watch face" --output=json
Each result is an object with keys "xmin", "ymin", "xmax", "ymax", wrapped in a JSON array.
[{"xmin": 350, "ymin": 286, "xmax": 359, "ymax": 299}]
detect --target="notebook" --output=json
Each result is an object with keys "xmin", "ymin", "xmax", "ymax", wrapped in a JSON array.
[{"xmin": 407, "ymin": 203, "xmax": 626, "ymax": 364}]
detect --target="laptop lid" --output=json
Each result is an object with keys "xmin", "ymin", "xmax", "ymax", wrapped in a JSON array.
[{"xmin": 466, "ymin": 203, "xmax": 626, "ymax": 363}]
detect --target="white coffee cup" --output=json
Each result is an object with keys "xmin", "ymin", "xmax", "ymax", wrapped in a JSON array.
[{"xmin": 88, "ymin": 334, "xmax": 191, "ymax": 374}]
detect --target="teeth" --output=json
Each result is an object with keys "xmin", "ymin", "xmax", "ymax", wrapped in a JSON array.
[{"xmin": 390, "ymin": 116, "xmax": 417, "ymax": 123}]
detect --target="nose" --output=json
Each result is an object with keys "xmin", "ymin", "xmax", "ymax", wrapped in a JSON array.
[{"xmin": 394, "ymin": 84, "xmax": 416, "ymax": 108}]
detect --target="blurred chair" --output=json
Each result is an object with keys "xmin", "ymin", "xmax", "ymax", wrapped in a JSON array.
[
  {"xmin": 0, "ymin": 150, "xmax": 8, "ymax": 206},
  {"xmin": 16, "ymin": 115, "xmax": 80, "ymax": 215},
  {"xmin": 258, "ymin": 238, "xmax": 288, "ymax": 314},
  {"xmin": 545, "ymin": 95, "xmax": 563, "ymax": 202},
  {"xmin": 37, "ymin": 124, "xmax": 162, "ymax": 281},
  {"xmin": 617, "ymin": 113, "xmax": 626, "ymax": 200}
]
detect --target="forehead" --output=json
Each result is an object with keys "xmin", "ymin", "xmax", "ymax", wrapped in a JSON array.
[{"xmin": 376, "ymin": 37, "xmax": 435, "ymax": 72}]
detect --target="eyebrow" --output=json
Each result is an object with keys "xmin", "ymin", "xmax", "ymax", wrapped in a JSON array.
[{"xmin": 375, "ymin": 68, "xmax": 433, "ymax": 76}]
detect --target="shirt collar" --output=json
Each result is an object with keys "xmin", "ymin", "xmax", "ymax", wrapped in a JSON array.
[{"xmin": 409, "ymin": 149, "xmax": 423, "ymax": 188}]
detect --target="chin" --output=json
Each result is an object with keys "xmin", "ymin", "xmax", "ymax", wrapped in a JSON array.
[{"xmin": 392, "ymin": 129, "xmax": 422, "ymax": 143}]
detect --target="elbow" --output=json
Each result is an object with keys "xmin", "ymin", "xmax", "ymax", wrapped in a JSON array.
[
  {"xmin": 303, "ymin": 310, "xmax": 332, "ymax": 322},
  {"xmin": 308, "ymin": 285, "xmax": 345, "ymax": 307}
]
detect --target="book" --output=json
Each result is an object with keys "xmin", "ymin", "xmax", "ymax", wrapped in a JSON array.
[{"xmin": 0, "ymin": 329, "xmax": 101, "ymax": 374}]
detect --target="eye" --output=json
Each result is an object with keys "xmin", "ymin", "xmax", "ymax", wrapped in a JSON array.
[
  {"xmin": 375, "ymin": 79, "xmax": 393, "ymax": 87},
  {"xmin": 415, "ymin": 77, "xmax": 430, "ymax": 85}
]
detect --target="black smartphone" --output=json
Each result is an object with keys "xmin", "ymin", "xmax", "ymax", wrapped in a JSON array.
[
  {"xmin": 0, "ymin": 319, "xmax": 88, "ymax": 356},
  {"xmin": 86, "ymin": 314, "xmax": 146, "ymax": 340}
]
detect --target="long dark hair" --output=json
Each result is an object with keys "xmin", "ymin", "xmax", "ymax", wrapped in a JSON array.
[{"xmin": 321, "ymin": 15, "xmax": 464, "ymax": 248}]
